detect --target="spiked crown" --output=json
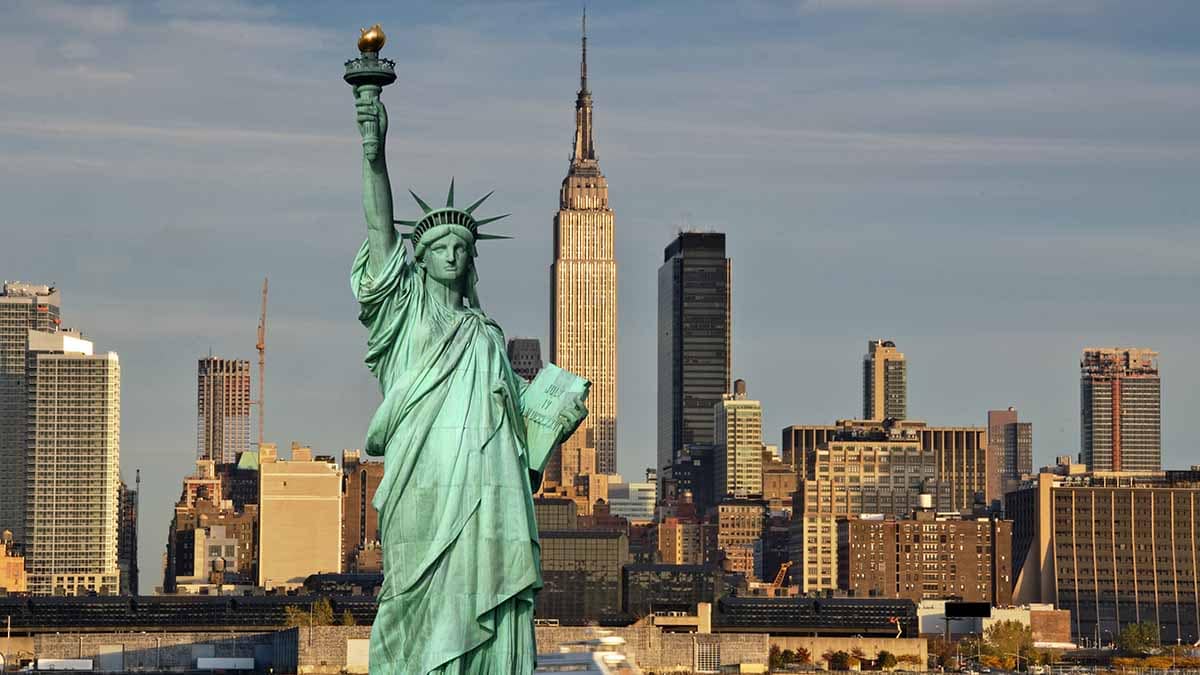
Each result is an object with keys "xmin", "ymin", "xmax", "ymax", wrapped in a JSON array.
[{"xmin": 395, "ymin": 179, "xmax": 510, "ymax": 253}]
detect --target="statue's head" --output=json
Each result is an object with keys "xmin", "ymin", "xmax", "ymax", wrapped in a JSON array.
[
  {"xmin": 399, "ymin": 181, "xmax": 509, "ymax": 303},
  {"xmin": 416, "ymin": 228, "xmax": 471, "ymax": 283}
]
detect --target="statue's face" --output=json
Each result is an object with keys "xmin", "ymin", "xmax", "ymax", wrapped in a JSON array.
[{"xmin": 421, "ymin": 232, "xmax": 470, "ymax": 283}]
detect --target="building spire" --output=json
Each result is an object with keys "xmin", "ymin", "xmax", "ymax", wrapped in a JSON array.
[
  {"xmin": 580, "ymin": 6, "xmax": 588, "ymax": 94},
  {"xmin": 571, "ymin": 4, "xmax": 596, "ymax": 167}
]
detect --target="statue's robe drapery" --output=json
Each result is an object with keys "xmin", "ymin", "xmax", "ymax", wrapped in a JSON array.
[{"xmin": 352, "ymin": 239, "xmax": 540, "ymax": 674}]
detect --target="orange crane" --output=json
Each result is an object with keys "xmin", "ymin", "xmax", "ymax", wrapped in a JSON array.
[
  {"xmin": 771, "ymin": 561, "xmax": 793, "ymax": 588},
  {"xmin": 255, "ymin": 278, "xmax": 268, "ymax": 447}
]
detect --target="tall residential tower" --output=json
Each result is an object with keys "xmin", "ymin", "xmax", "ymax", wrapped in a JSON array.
[
  {"xmin": 0, "ymin": 282, "xmax": 61, "ymax": 542},
  {"xmin": 988, "ymin": 407, "xmax": 1033, "ymax": 497},
  {"xmin": 550, "ymin": 13, "xmax": 618, "ymax": 476},
  {"xmin": 197, "ymin": 357, "xmax": 252, "ymax": 464},
  {"xmin": 657, "ymin": 232, "xmax": 731, "ymax": 479},
  {"xmin": 24, "ymin": 330, "xmax": 121, "ymax": 595},
  {"xmin": 1080, "ymin": 347, "xmax": 1161, "ymax": 472},
  {"xmin": 863, "ymin": 339, "xmax": 906, "ymax": 421}
]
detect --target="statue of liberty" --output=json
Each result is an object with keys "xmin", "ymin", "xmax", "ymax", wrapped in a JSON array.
[{"xmin": 347, "ymin": 27, "xmax": 589, "ymax": 674}]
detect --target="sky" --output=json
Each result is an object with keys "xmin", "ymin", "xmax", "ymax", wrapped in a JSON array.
[{"xmin": 1, "ymin": 0, "xmax": 1198, "ymax": 593}]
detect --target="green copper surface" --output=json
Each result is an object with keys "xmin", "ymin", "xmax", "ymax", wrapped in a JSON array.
[{"xmin": 346, "ymin": 36, "xmax": 588, "ymax": 674}]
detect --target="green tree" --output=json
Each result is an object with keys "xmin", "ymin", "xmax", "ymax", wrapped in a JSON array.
[
  {"xmin": 1117, "ymin": 621, "xmax": 1160, "ymax": 656},
  {"xmin": 770, "ymin": 645, "xmax": 784, "ymax": 670},
  {"xmin": 828, "ymin": 650, "xmax": 853, "ymax": 670},
  {"xmin": 282, "ymin": 597, "xmax": 336, "ymax": 627},
  {"xmin": 283, "ymin": 605, "xmax": 308, "ymax": 627},
  {"xmin": 311, "ymin": 597, "xmax": 335, "ymax": 625},
  {"xmin": 985, "ymin": 619, "xmax": 1034, "ymax": 658},
  {"xmin": 340, "ymin": 609, "xmax": 357, "ymax": 626},
  {"xmin": 877, "ymin": 650, "xmax": 898, "ymax": 670}
]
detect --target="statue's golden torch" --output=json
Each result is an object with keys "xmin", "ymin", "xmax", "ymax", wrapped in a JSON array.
[{"xmin": 344, "ymin": 24, "xmax": 396, "ymax": 162}]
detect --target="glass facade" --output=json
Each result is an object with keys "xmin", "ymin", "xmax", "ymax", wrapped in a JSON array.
[
  {"xmin": 536, "ymin": 530, "xmax": 628, "ymax": 625},
  {"xmin": 657, "ymin": 233, "xmax": 731, "ymax": 484}
]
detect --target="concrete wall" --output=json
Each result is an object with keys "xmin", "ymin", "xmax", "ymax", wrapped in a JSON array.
[
  {"xmin": 770, "ymin": 637, "xmax": 927, "ymax": 668},
  {"xmin": 28, "ymin": 625, "xmax": 767, "ymax": 673},
  {"xmin": 537, "ymin": 626, "xmax": 768, "ymax": 673},
  {"xmin": 33, "ymin": 631, "xmax": 280, "ymax": 671},
  {"xmin": 294, "ymin": 625, "xmax": 373, "ymax": 674}
]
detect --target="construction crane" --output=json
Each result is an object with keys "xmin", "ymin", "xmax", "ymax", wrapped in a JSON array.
[
  {"xmin": 771, "ymin": 560, "xmax": 793, "ymax": 588},
  {"xmin": 255, "ymin": 278, "xmax": 268, "ymax": 447}
]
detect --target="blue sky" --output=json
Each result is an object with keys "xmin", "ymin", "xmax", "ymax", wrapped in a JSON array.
[{"xmin": 1, "ymin": 0, "xmax": 1198, "ymax": 591}]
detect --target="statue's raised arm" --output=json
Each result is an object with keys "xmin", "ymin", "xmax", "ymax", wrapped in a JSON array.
[{"xmin": 354, "ymin": 87, "xmax": 397, "ymax": 276}]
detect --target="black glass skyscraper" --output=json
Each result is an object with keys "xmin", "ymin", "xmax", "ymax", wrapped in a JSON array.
[{"xmin": 657, "ymin": 232, "xmax": 731, "ymax": 481}]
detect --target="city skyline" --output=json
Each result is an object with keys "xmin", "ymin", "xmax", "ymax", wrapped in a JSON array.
[{"xmin": 1, "ymin": 1, "xmax": 1198, "ymax": 594}]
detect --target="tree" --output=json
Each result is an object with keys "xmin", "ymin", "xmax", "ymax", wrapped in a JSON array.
[
  {"xmin": 927, "ymin": 636, "xmax": 955, "ymax": 669},
  {"xmin": 984, "ymin": 619, "xmax": 1034, "ymax": 659},
  {"xmin": 771, "ymin": 646, "xmax": 785, "ymax": 670},
  {"xmin": 877, "ymin": 650, "xmax": 898, "ymax": 670},
  {"xmin": 282, "ymin": 597, "xmax": 336, "ymax": 628},
  {"xmin": 1117, "ymin": 621, "xmax": 1160, "ymax": 656},
  {"xmin": 311, "ymin": 597, "xmax": 334, "ymax": 625},
  {"xmin": 794, "ymin": 647, "xmax": 812, "ymax": 665},
  {"xmin": 340, "ymin": 609, "xmax": 357, "ymax": 626},
  {"xmin": 828, "ymin": 651, "xmax": 854, "ymax": 671}
]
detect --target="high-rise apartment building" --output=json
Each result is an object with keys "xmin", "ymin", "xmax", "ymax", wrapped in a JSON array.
[
  {"xmin": 117, "ymin": 474, "xmax": 139, "ymax": 596},
  {"xmin": 0, "ymin": 282, "xmax": 61, "ymax": 542},
  {"xmin": 1009, "ymin": 466, "xmax": 1200, "ymax": 642},
  {"xmin": 342, "ymin": 449, "xmax": 384, "ymax": 573},
  {"xmin": 506, "ymin": 338, "xmax": 544, "ymax": 382},
  {"xmin": 988, "ymin": 407, "xmax": 1033, "ymax": 499},
  {"xmin": 863, "ymin": 339, "xmax": 907, "ymax": 421},
  {"xmin": 550, "ymin": 15, "xmax": 618, "ymax": 477},
  {"xmin": 715, "ymin": 498, "xmax": 767, "ymax": 579},
  {"xmin": 715, "ymin": 380, "xmax": 763, "ymax": 499},
  {"xmin": 1080, "ymin": 348, "xmax": 1161, "ymax": 472},
  {"xmin": 196, "ymin": 357, "xmax": 252, "ymax": 464},
  {"xmin": 24, "ymin": 330, "xmax": 121, "ymax": 596},
  {"xmin": 258, "ymin": 446, "xmax": 342, "ymax": 590},
  {"xmin": 789, "ymin": 429, "xmax": 955, "ymax": 593},
  {"xmin": 657, "ymin": 232, "xmax": 731, "ymax": 480},
  {"xmin": 839, "ymin": 509, "xmax": 1012, "ymax": 605},
  {"xmin": 783, "ymin": 419, "xmax": 988, "ymax": 512}
]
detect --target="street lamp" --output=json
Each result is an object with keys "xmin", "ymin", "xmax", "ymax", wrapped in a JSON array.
[{"xmin": 1001, "ymin": 651, "xmax": 1027, "ymax": 672}]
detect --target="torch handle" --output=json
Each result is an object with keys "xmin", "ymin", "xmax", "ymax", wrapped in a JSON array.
[{"xmin": 356, "ymin": 84, "xmax": 382, "ymax": 162}]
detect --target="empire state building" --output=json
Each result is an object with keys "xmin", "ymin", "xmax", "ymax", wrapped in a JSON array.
[{"xmin": 551, "ymin": 14, "xmax": 618, "ymax": 477}]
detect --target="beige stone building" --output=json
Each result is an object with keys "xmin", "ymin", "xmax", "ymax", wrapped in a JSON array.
[
  {"xmin": 1008, "ymin": 465, "xmax": 1200, "ymax": 643},
  {"xmin": 863, "ymin": 339, "xmax": 906, "ymax": 421},
  {"xmin": 789, "ymin": 431, "xmax": 955, "ymax": 593},
  {"xmin": 258, "ymin": 444, "xmax": 342, "ymax": 590},
  {"xmin": 715, "ymin": 380, "xmax": 763, "ymax": 499},
  {"xmin": 783, "ymin": 418, "xmax": 988, "ymax": 512},
  {"xmin": 657, "ymin": 516, "xmax": 704, "ymax": 565},
  {"xmin": 716, "ymin": 499, "xmax": 767, "ymax": 579},
  {"xmin": 550, "ymin": 21, "xmax": 618, "ymax": 478}
]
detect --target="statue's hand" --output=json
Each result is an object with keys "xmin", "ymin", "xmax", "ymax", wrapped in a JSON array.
[
  {"xmin": 354, "ymin": 85, "xmax": 388, "ymax": 149},
  {"xmin": 557, "ymin": 395, "xmax": 589, "ymax": 443}
]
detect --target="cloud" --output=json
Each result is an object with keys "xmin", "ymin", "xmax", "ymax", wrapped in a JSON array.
[{"xmin": 28, "ymin": 1, "xmax": 130, "ymax": 34}]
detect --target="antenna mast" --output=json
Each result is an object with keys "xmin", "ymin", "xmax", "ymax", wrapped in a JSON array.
[{"xmin": 256, "ymin": 277, "xmax": 268, "ymax": 447}]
